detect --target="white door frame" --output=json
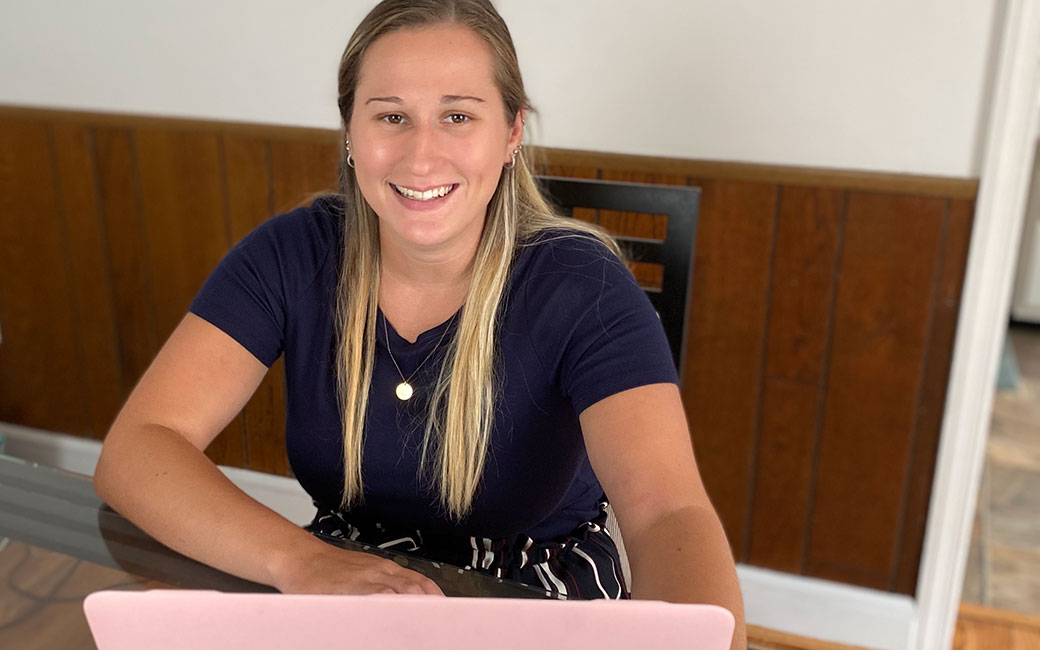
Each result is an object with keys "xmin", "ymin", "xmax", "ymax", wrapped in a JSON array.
[{"xmin": 914, "ymin": 1, "xmax": 1040, "ymax": 648}]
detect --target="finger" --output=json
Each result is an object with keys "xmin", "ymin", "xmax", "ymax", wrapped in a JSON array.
[
  {"xmin": 395, "ymin": 581, "xmax": 428, "ymax": 595},
  {"xmin": 338, "ymin": 582, "xmax": 395, "ymax": 595},
  {"xmin": 382, "ymin": 571, "xmax": 434, "ymax": 595},
  {"xmin": 384, "ymin": 564, "xmax": 444, "ymax": 596},
  {"xmin": 420, "ymin": 576, "xmax": 445, "ymax": 596},
  {"xmin": 403, "ymin": 573, "xmax": 444, "ymax": 596},
  {"xmin": 382, "ymin": 567, "xmax": 443, "ymax": 596}
]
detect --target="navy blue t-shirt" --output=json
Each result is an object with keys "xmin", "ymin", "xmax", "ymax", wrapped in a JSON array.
[{"xmin": 190, "ymin": 197, "xmax": 678, "ymax": 541}]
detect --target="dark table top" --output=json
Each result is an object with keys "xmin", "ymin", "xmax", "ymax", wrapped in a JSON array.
[{"xmin": 0, "ymin": 454, "xmax": 554, "ymax": 649}]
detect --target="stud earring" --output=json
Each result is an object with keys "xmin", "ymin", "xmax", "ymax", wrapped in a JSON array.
[{"xmin": 345, "ymin": 139, "xmax": 355, "ymax": 169}]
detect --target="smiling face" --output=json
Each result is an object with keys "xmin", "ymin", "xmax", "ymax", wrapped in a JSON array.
[{"xmin": 347, "ymin": 23, "xmax": 523, "ymax": 258}]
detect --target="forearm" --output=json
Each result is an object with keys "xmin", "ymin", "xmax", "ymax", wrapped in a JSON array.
[
  {"xmin": 626, "ymin": 505, "xmax": 746, "ymax": 650},
  {"xmin": 94, "ymin": 422, "xmax": 324, "ymax": 590}
]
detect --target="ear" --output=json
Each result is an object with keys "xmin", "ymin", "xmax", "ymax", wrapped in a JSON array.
[{"xmin": 504, "ymin": 109, "xmax": 524, "ymax": 163}]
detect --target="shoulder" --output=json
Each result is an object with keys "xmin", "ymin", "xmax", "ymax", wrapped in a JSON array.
[
  {"xmin": 195, "ymin": 195, "xmax": 344, "ymax": 324},
  {"xmin": 520, "ymin": 227, "xmax": 618, "ymax": 260},
  {"xmin": 506, "ymin": 227, "xmax": 649, "ymax": 344},
  {"xmin": 221, "ymin": 194, "xmax": 344, "ymax": 300},
  {"xmin": 507, "ymin": 228, "xmax": 678, "ymax": 411},
  {"xmin": 190, "ymin": 196, "xmax": 345, "ymax": 367},
  {"xmin": 513, "ymin": 228, "xmax": 637, "ymax": 298}
]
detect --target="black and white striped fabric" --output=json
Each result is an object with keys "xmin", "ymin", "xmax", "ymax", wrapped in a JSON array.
[{"xmin": 305, "ymin": 501, "xmax": 628, "ymax": 600}]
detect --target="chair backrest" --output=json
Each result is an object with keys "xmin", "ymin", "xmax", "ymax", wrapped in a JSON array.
[{"xmin": 536, "ymin": 176, "xmax": 701, "ymax": 382}]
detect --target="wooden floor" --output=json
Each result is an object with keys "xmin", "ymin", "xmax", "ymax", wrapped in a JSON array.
[
  {"xmin": 747, "ymin": 624, "xmax": 872, "ymax": 649},
  {"xmin": 952, "ymin": 604, "xmax": 1040, "ymax": 650},
  {"xmin": 746, "ymin": 604, "xmax": 1040, "ymax": 650}
]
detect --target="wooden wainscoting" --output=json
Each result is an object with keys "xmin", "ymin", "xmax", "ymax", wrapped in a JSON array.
[{"xmin": 0, "ymin": 105, "xmax": 976, "ymax": 596}]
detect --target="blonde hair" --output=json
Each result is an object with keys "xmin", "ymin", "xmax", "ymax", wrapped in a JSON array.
[{"xmin": 334, "ymin": 0, "xmax": 620, "ymax": 519}]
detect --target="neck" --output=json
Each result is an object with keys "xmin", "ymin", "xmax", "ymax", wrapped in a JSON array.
[
  {"xmin": 377, "ymin": 228, "xmax": 481, "ymax": 342},
  {"xmin": 378, "ymin": 228, "xmax": 481, "ymax": 291}
]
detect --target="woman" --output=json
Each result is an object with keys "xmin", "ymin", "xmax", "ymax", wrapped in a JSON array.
[{"xmin": 94, "ymin": 0, "xmax": 745, "ymax": 646}]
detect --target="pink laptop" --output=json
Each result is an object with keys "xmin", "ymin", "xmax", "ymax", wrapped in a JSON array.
[{"xmin": 84, "ymin": 589, "xmax": 734, "ymax": 649}]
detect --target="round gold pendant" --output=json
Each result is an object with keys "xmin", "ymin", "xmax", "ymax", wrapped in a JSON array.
[{"xmin": 395, "ymin": 382, "xmax": 414, "ymax": 401}]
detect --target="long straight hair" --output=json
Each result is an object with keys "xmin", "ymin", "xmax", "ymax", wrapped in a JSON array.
[{"xmin": 334, "ymin": 0, "xmax": 620, "ymax": 519}]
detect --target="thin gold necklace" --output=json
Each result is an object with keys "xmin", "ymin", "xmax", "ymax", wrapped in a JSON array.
[{"xmin": 382, "ymin": 311, "xmax": 456, "ymax": 401}]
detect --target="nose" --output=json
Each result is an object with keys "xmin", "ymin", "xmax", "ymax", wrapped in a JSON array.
[{"xmin": 404, "ymin": 122, "xmax": 441, "ymax": 176}]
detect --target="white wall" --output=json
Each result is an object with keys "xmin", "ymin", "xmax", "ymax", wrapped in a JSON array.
[{"xmin": 0, "ymin": 1, "xmax": 997, "ymax": 175}]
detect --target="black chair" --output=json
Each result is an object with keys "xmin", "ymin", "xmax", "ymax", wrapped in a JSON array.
[{"xmin": 535, "ymin": 176, "xmax": 701, "ymax": 382}]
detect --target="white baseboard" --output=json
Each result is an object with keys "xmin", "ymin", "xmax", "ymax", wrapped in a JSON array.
[
  {"xmin": 1, "ymin": 421, "xmax": 104, "ymax": 477},
  {"xmin": 1, "ymin": 422, "xmax": 916, "ymax": 649},
  {"xmin": 738, "ymin": 564, "xmax": 915, "ymax": 650}
]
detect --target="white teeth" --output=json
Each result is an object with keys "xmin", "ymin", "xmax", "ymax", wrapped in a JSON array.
[{"xmin": 393, "ymin": 184, "xmax": 454, "ymax": 201}]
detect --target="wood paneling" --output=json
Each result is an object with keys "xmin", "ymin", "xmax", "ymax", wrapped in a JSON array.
[
  {"xmin": 50, "ymin": 123, "xmax": 123, "ymax": 439},
  {"xmin": 747, "ymin": 379, "xmax": 820, "ymax": 571},
  {"xmin": 0, "ymin": 106, "xmax": 980, "ymax": 594},
  {"xmin": 0, "ymin": 119, "xmax": 86, "ymax": 433},
  {"xmin": 93, "ymin": 127, "xmax": 157, "ymax": 395},
  {"xmin": 135, "ymin": 128, "xmax": 245, "ymax": 467},
  {"xmin": 806, "ymin": 192, "xmax": 946, "ymax": 588},
  {"xmin": 536, "ymin": 164, "xmax": 598, "ymax": 179},
  {"xmin": 682, "ymin": 179, "xmax": 778, "ymax": 551},
  {"xmin": 598, "ymin": 170, "xmax": 685, "ymax": 241},
  {"xmin": 242, "ymin": 361, "xmax": 290, "ymax": 476},
  {"xmin": 224, "ymin": 136, "xmax": 272, "ymax": 242},
  {"xmin": 223, "ymin": 134, "xmax": 288, "ymax": 475},
  {"xmin": 135, "ymin": 129, "xmax": 230, "ymax": 339},
  {"xmin": 269, "ymin": 140, "xmax": 340, "ymax": 214},
  {"xmin": 892, "ymin": 198, "xmax": 975, "ymax": 593},
  {"xmin": 747, "ymin": 187, "xmax": 843, "ymax": 569},
  {"xmin": 536, "ymin": 145, "xmax": 979, "ymax": 199},
  {"xmin": 763, "ymin": 188, "xmax": 844, "ymax": 383}
]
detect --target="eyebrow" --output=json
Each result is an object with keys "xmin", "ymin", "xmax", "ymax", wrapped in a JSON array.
[
  {"xmin": 364, "ymin": 95, "xmax": 486, "ymax": 105},
  {"xmin": 442, "ymin": 95, "xmax": 485, "ymax": 104}
]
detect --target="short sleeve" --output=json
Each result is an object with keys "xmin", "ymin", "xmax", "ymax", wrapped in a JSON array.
[
  {"xmin": 548, "ymin": 237, "xmax": 680, "ymax": 414},
  {"xmin": 189, "ymin": 199, "xmax": 339, "ymax": 367}
]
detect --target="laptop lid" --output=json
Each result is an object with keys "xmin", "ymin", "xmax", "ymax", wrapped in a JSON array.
[{"xmin": 84, "ymin": 589, "xmax": 734, "ymax": 650}]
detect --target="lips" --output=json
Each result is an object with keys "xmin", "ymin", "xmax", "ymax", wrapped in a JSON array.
[{"xmin": 391, "ymin": 183, "xmax": 458, "ymax": 201}]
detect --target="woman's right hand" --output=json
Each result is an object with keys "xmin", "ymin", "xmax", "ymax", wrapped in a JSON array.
[{"xmin": 272, "ymin": 543, "xmax": 445, "ymax": 596}]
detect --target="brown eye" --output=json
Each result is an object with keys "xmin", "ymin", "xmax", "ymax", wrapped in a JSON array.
[
  {"xmin": 447, "ymin": 113, "xmax": 469, "ymax": 124},
  {"xmin": 382, "ymin": 114, "xmax": 404, "ymax": 125}
]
